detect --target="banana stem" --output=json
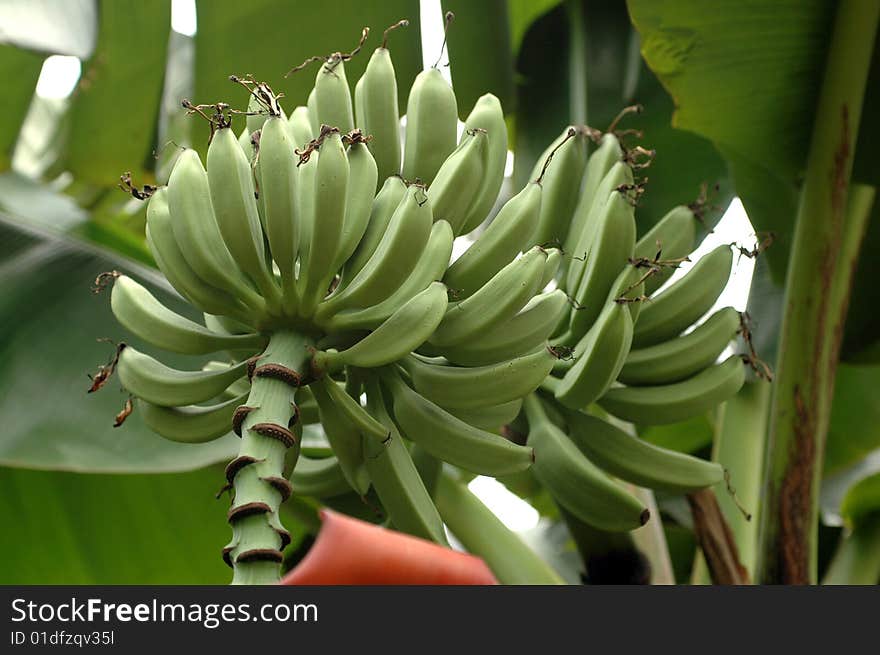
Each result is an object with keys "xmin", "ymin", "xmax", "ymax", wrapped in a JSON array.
[
  {"xmin": 225, "ymin": 330, "xmax": 314, "ymax": 585},
  {"xmin": 755, "ymin": 0, "xmax": 879, "ymax": 584},
  {"xmin": 434, "ymin": 471, "xmax": 565, "ymax": 585}
]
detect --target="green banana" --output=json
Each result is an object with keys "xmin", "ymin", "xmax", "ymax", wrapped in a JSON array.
[
  {"xmin": 459, "ymin": 93, "xmax": 508, "ymax": 234},
  {"xmin": 310, "ymin": 377, "xmax": 371, "ymax": 495},
  {"xmin": 138, "ymin": 393, "xmax": 246, "ymax": 443},
  {"xmin": 298, "ymin": 131, "xmax": 349, "ymax": 314},
  {"xmin": 166, "ymin": 149, "xmax": 263, "ymax": 311},
  {"xmin": 383, "ymin": 370, "xmax": 534, "ymax": 477},
  {"xmin": 290, "ymin": 455, "xmax": 353, "ymax": 498},
  {"xmin": 565, "ymin": 161, "xmax": 634, "ymax": 296},
  {"xmin": 402, "ymin": 68, "xmax": 458, "ymax": 184},
  {"xmin": 318, "ymin": 282, "xmax": 448, "ymax": 370},
  {"xmin": 327, "ymin": 219, "xmax": 453, "ymax": 332},
  {"xmin": 206, "ymin": 126, "xmax": 279, "ymax": 303},
  {"xmin": 342, "ymin": 176, "xmax": 408, "ymax": 283},
  {"xmin": 567, "ymin": 189, "xmax": 637, "ymax": 337},
  {"xmin": 632, "ymin": 244, "xmax": 733, "ymax": 348},
  {"xmin": 400, "ymin": 347, "xmax": 556, "ymax": 410},
  {"xmin": 619, "ymin": 306, "xmax": 740, "ymax": 385},
  {"xmin": 363, "ymin": 378, "xmax": 448, "ymax": 544},
  {"xmin": 313, "ymin": 57, "xmax": 354, "ymax": 132},
  {"xmin": 354, "ymin": 45, "xmax": 401, "ymax": 182},
  {"xmin": 443, "ymin": 182, "xmax": 542, "ymax": 298},
  {"xmin": 634, "ymin": 205, "xmax": 697, "ymax": 294},
  {"xmin": 563, "ymin": 408, "xmax": 724, "ymax": 493},
  {"xmin": 330, "ymin": 139, "xmax": 378, "ymax": 275},
  {"xmin": 529, "ymin": 126, "xmax": 590, "ymax": 248},
  {"xmin": 287, "ymin": 105, "xmax": 314, "ymax": 149},
  {"xmin": 434, "ymin": 470, "xmax": 565, "ymax": 584},
  {"xmin": 245, "ymin": 93, "xmax": 270, "ymax": 135},
  {"xmin": 306, "ymin": 87, "xmax": 320, "ymax": 135},
  {"xmin": 562, "ymin": 133, "xmax": 623, "ymax": 266},
  {"xmin": 116, "ymin": 346, "xmax": 248, "ymax": 407},
  {"xmin": 447, "ymin": 399, "xmax": 523, "ymax": 433},
  {"xmin": 524, "ymin": 394, "xmax": 648, "ymax": 532},
  {"xmin": 428, "ymin": 128, "xmax": 489, "ymax": 235},
  {"xmin": 317, "ymin": 375, "xmax": 389, "ymax": 442},
  {"xmin": 555, "ymin": 300, "xmax": 634, "ymax": 410},
  {"xmin": 599, "ymin": 354, "xmax": 746, "ymax": 425},
  {"xmin": 430, "ymin": 246, "xmax": 547, "ymax": 348},
  {"xmin": 257, "ymin": 116, "xmax": 299, "ymax": 290},
  {"xmin": 540, "ymin": 248, "xmax": 562, "ymax": 289},
  {"xmin": 145, "ymin": 189, "xmax": 247, "ymax": 320},
  {"xmin": 110, "ymin": 275, "xmax": 266, "ymax": 355},
  {"xmin": 440, "ymin": 289, "xmax": 568, "ymax": 366},
  {"xmin": 318, "ymin": 184, "xmax": 432, "ymax": 316}
]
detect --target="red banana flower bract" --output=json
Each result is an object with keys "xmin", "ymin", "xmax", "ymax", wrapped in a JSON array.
[{"xmin": 280, "ymin": 509, "xmax": 498, "ymax": 585}]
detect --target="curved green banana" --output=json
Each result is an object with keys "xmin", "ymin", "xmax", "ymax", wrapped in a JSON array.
[
  {"xmin": 400, "ymin": 347, "xmax": 556, "ymax": 410},
  {"xmin": 363, "ymin": 378, "xmax": 448, "ymax": 544},
  {"xmin": 298, "ymin": 131, "xmax": 349, "ymax": 314},
  {"xmin": 383, "ymin": 371, "xmax": 534, "ymax": 477},
  {"xmin": 555, "ymin": 300, "xmax": 634, "ymax": 410},
  {"xmin": 318, "ymin": 282, "xmax": 448, "ymax": 369},
  {"xmin": 318, "ymin": 184, "xmax": 432, "ymax": 316},
  {"xmin": 145, "ymin": 189, "xmax": 247, "ymax": 320},
  {"xmin": 342, "ymin": 176, "xmax": 408, "ymax": 283},
  {"xmin": 317, "ymin": 375, "xmax": 389, "ymax": 442},
  {"xmin": 310, "ymin": 378, "xmax": 371, "ymax": 495},
  {"xmin": 459, "ymin": 93, "xmax": 508, "ymax": 234},
  {"xmin": 565, "ymin": 161, "xmax": 634, "ymax": 297},
  {"xmin": 206, "ymin": 126, "xmax": 278, "ymax": 303},
  {"xmin": 599, "ymin": 354, "xmax": 746, "ymax": 425},
  {"xmin": 562, "ymin": 133, "xmax": 623, "ymax": 267},
  {"xmin": 166, "ymin": 149, "xmax": 263, "ymax": 311},
  {"xmin": 110, "ymin": 275, "xmax": 266, "ymax": 355},
  {"xmin": 443, "ymin": 182, "xmax": 542, "ymax": 298},
  {"xmin": 138, "ymin": 393, "xmax": 246, "ymax": 443},
  {"xmin": 313, "ymin": 58, "xmax": 354, "ymax": 132},
  {"xmin": 529, "ymin": 126, "xmax": 590, "ymax": 248},
  {"xmin": 563, "ymin": 409, "xmax": 724, "ymax": 493},
  {"xmin": 327, "ymin": 219, "xmax": 453, "ymax": 332},
  {"xmin": 568, "ymin": 189, "xmax": 637, "ymax": 337},
  {"xmin": 430, "ymin": 246, "xmax": 547, "ymax": 348},
  {"xmin": 290, "ymin": 455, "xmax": 353, "ymax": 498},
  {"xmin": 402, "ymin": 68, "xmax": 458, "ymax": 185},
  {"xmin": 257, "ymin": 117, "xmax": 299, "ymax": 289},
  {"xmin": 447, "ymin": 398, "xmax": 523, "ymax": 433},
  {"xmin": 632, "ymin": 245, "xmax": 733, "ymax": 348},
  {"xmin": 440, "ymin": 289, "xmax": 568, "ymax": 366},
  {"xmin": 354, "ymin": 46, "xmax": 401, "ymax": 182},
  {"xmin": 116, "ymin": 346, "xmax": 248, "ymax": 407},
  {"xmin": 619, "ymin": 306, "xmax": 740, "ymax": 385},
  {"xmin": 428, "ymin": 129, "xmax": 489, "ymax": 236},
  {"xmin": 540, "ymin": 248, "xmax": 563, "ymax": 289},
  {"xmin": 331, "ymin": 140, "xmax": 378, "ymax": 275},
  {"xmin": 287, "ymin": 105, "xmax": 314, "ymax": 149},
  {"xmin": 634, "ymin": 205, "xmax": 697, "ymax": 295},
  {"xmin": 524, "ymin": 394, "xmax": 648, "ymax": 532}
]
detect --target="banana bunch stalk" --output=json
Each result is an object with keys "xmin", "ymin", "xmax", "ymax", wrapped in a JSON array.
[
  {"xmin": 99, "ymin": 29, "xmax": 566, "ymax": 585},
  {"xmin": 516, "ymin": 125, "xmax": 752, "ymax": 533}
]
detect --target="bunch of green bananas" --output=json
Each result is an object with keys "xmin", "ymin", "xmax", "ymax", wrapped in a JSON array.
[
  {"xmin": 101, "ymin": 31, "xmax": 568, "ymax": 585},
  {"xmin": 99, "ymin": 23, "xmax": 753, "ymax": 584},
  {"xmin": 512, "ymin": 126, "xmax": 749, "ymax": 533}
]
